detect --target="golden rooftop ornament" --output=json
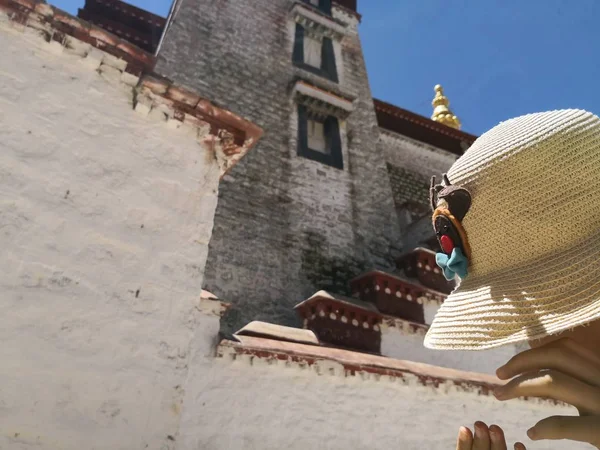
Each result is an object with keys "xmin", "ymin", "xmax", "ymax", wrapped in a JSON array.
[{"xmin": 431, "ymin": 84, "xmax": 461, "ymax": 130}]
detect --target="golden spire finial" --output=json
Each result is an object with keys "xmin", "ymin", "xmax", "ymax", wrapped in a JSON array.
[{"xmin": 431, "ymin": 84, "xmax": 461, "ymax": 130}]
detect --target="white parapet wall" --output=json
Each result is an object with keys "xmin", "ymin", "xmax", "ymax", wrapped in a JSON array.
[
  {"xmin": 176, "ymin": 336, "xmax": 586, "ymax": 450},
  {"xmin": 380, "ymin": 312, "xmax": 519, "ymax": 375},
  {"xmin": 0, "ymin": 5, "xmax": 257, "ymax": 448}
]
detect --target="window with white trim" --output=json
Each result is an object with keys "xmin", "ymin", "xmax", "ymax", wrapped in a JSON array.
[
  {"xmin": 297, "ymin": 105, "xmax": 343, "ymax": 169},
  {"xmin": 293, "ymin": 24, "xmax": 338, "ymax": 82}
]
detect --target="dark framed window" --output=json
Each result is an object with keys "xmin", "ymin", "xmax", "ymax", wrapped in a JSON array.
[
  {"xmin": 302, "ymin": 0, "xmax": 332, "ymax": 15},
  {"xmin": 292, "ymin": 24, "xmax": 338, "ymax": 83},
  {"xmin": 297, "ymin": 104, "xmax": 343, "ymax": 169}
]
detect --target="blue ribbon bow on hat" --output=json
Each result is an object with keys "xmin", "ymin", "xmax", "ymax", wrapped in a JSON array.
[{"xmin": 436, "ymin": 248, "xmax": 468, "ymax": 281}]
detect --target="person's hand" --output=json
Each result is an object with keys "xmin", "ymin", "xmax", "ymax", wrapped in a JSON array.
[
  {"xmin": 494, "ymin": 337, "xmax": 600, "ymax": 448},
  {"xmin": 456, "ymin": 422, "xmax": 526, "ymax": 450}
]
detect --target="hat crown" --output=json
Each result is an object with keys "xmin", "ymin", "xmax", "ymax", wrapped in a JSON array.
[{"xmin": 447, "ymin": 109, "xmax": 600, "ymax": 278}]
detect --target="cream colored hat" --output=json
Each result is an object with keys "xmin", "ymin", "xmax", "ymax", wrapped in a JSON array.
[{"xmin": 424, "ymin": 109, "xmax": 600, "ymax": 350}]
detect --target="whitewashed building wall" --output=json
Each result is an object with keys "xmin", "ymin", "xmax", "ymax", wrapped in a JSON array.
[
  {"xmin": 175, "ymin": 340, "xmax": 586, "ymax": 450},
  {"xmin": 380, "ymin": 326, "xmax": 518, "ymax": 375},
  {"xmin": 379, "ymin": 301, "xmax": 519, "ymax": 374},
  {"xmin": 0, "ymin": 18, "xmax": 223, "ymax": 450}
]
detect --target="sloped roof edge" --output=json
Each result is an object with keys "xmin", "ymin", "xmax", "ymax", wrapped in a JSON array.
[{"xmin": 374, "ymin": 98, "xmax": 477, "ymax": 156}]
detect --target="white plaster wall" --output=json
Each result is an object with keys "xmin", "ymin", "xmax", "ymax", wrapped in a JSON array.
[
  {"xmin": 381, "ymin": 129, "xmax": 458, "ymax": 179},
  {"xmin": 179, "ymin": 349, "xmax": 585, "ymax": 450},
  {"xmin": 0, "ymin": 26, "xmax": 221, "ymax": 449},
  {"xmin": 424, "ymin": 301, "xmax": 441, "ymax": 325},
  {"xmin": 381, "ymin": 329, "xmax": 518, "ymax": 375}
]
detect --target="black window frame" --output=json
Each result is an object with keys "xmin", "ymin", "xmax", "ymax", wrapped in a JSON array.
[
  {"xmin": 297, "ymin": 104, "xmax": 343, "ymax": 170},
  {"xmin": 302, "ymin": 0, "xmax": 332, "ymax": 15},
  {"xmin": 292, "ymin": 24, "xmax": 338, "ymax": 83}
]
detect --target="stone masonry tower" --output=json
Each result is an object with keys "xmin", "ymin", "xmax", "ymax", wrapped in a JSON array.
[{"xmin": 155, "ymin": 0, "xmax": 401, "ymax": 334}]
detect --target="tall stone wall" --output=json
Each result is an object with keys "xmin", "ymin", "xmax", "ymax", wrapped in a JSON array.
[
  {"xmin": 156, "ymin": 0, "xmax": 401, "ymax": 334},
  {"xmin": 380, "ymin": 129, "xmax": 459, "ymax": 246},
  {"xmin": 381, "ymin": 129, "xmax": 460, "ymax": 180},
  {"xmin": 386, "ymin": 163, "xmax": 430, "ymax": 206}
]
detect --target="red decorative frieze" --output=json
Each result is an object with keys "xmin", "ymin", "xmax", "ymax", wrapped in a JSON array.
[
  {"xmin": 349, "ymin": 271, "xmax": 446, "ymax": 323},
  {"xmin": 218, "ymin": 336, "xmax": 562, "ymax": 404},
  {"xmin": 217, "ymin": 337, "xmax": 509, "ymax": 397},
  {"xmin": 396, "ymin": 247, "xmax": 455, "ymax": 294},
  {"xmin": 0, "ymin": 0, "xmax": 156, "ymax": 72},
  {"xmin": 0, "ymin": 0, "xmax": 263, "ymax": 177},
  {"xmin": 295, "ymin": 291, "xmax": 381, "ymax": 354},
  {"xmin": 374, "ymin": 98, "xmax": 477, "ymax": 156},
  {"xmin": 381, "ymin": 316, "xmax": 429, "ymax": 336},
  {"xmin": 138, "ymin": 75, "xmax": 263, "ymax": 155}
]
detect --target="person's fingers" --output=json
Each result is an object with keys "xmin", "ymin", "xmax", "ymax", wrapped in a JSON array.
[
  {"xmin": 496, "ymin": 338, "xmax": 600, "ymax": 387},
  {"xmin": 473, "ymin": 421, "xmax": 491, "ymax": 450},
  {"xmin": 489, "ymin": 425, "xmax": 507, "ymax": 450},
  {"xmin": 494, "ymin": 369, "xmax": 600, "ymax": 414},
  {"xmin": 456, "ymin": 426, "xmax": 473, "ymax": 450},
  {"xmin": 513, "ymin": 442, "xmax": 526, "ymax": 450},
  {"xmin": 528, "ymin": 415, "xmax": 600, "ymax": 447}
]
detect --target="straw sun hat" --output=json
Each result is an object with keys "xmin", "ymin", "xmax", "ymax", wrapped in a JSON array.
[{"xmin": 424, "ymin": 109, "xmax": 600, "ymax": 350}]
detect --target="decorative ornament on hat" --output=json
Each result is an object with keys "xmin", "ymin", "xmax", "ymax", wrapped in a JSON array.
[{"xmin": 430, "ymin": 175, "xmax": 472, "ymax": 281}]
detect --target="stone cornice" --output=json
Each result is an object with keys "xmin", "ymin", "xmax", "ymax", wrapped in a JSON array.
[
  {"xmin": 350, "ymin": 270, "xmax": 447, "ymax": 306},
  {"xmin": 0, "ymin": 0, "xmax": 263, "ymax": 177},
  {"xmin": 290, "ymin": 2, "xmax": 347, "ymax": 41},
  {"xmin": 293, "ymin": 80, "xmax": 354, "ymax": 119},
  {"xmin": 295, "ymin": 291, "xmax": 382, "ymax": 331},
  {"xmin": 292, "ymin": 69, "xmax": 358, "ymax": 103},
  {"xmin": 332, "ymin": 2, "xmax": 361, "ymax": 23}
]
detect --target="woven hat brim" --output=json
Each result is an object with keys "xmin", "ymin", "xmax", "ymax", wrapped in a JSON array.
[{"xmin": 424, "ymin": 232, "xmax": 600, "ymax": 351}]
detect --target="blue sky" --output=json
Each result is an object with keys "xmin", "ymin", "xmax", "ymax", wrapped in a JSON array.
[{"xmin": 51, "ymin": 0, "xmax": 599, "ymax": 135}]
